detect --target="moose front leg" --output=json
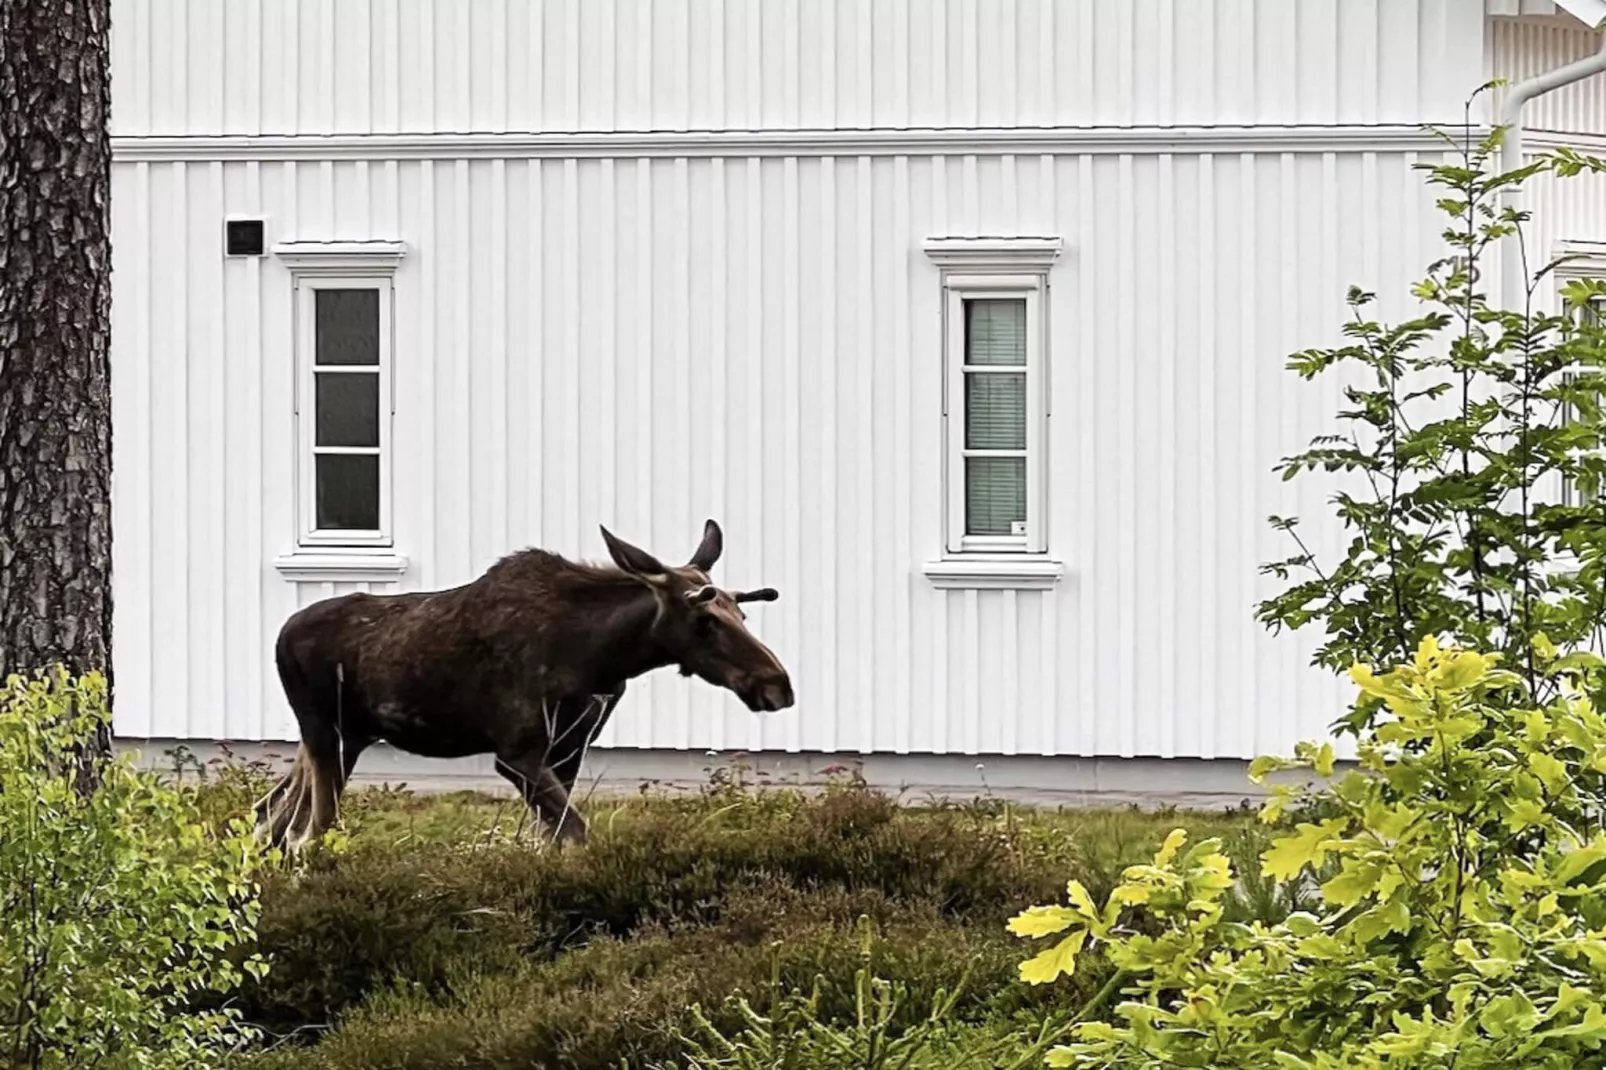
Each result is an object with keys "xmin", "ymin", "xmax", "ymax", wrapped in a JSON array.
[
  {"xmin": 494, "ymin": 752, "xmax": 588, "ymax": 845},
  {"xmin": 547, "ymin": 689, "xmax": 625, "ymax": 797}
]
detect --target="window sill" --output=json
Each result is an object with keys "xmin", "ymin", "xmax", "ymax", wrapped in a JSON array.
[
  {"xmin": 273, "ymin": 551, "xmax": 410, "ymax": 583},
  {"xmin": 922, "ymin": 555, "xmax": 1064, "ymax": 590}
]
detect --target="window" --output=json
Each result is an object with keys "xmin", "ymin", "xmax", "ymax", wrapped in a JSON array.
[
  {"xmin": 921, "ymin": 236, "xmax": 1063, "ymax": 590},
  {"xmin": 1551, "ymin": 241, "xmax": 1606, "ymax": 518},
  {"xmin": 946, "ymin": 281, "xmax": 1044, "ymax": 552},
  {"xmin": 296, "ymin": 278, "xmax": 392, "ymax": 545},
  {"xmin": 1560, "ymin": 296, "xmax": 1605, "ymax": 510},
  {"xmin": 271, "ymin": 240, "xmax": 408, "ymax": 580}
]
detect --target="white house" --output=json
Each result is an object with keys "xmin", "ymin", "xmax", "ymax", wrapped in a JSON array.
[{"xmin": 106, "ymin": 0, "xmax": 1606, "ymax": 804}]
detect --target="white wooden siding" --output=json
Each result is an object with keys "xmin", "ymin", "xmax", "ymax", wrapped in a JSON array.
[
  {"xmin": 110, "ymin": 144, "xmax": 1454, "ymax": 758},
  {"xmin": 110, "ymin": 0, "xmax": 1485, "ymax": 136},
  {"xmin": 1490, "ymin": 14, "xmax": 1606, "ymax": 135},
  {"xmin": 108, "ymin": 0, "xmax": 1606, "ymax": 761},
  {"xmin": 1489, "ymin": 10, "xmax": 1606, "ymax": 313}
]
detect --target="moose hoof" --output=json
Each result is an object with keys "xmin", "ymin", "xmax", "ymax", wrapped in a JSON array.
[{"xmin": 549, "ymin": 816, "xmax": 588, "ymax": 847}]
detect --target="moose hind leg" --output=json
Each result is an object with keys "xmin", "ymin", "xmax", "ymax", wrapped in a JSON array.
[
  {"xmin": 257, "ymin": 734, "xmax": 349, "ymax": 852},
  {"xmin": 259, "ymin": 649, "xmax": 357, "ymax": 852},
  {"xmin": 496, "ymin": 754, "xmax": 587, "ymax": 845},
  {"xmin": 252, "ymin": 771, "xmax": 294, "ymax": 835}
]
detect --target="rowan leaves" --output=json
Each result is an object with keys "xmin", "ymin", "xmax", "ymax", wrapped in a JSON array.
[
  {"xmin": 1257, "ymin": 125, "xmax": 1606, "ymax": 739},
  {"xmin": 1006, "ymin": 103, "xmax": 1606, "ymax": 1070}
]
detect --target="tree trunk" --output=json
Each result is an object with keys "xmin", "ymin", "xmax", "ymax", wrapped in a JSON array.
[{"xmin": 0, "ymin": 0, "xmax": 115, "ymax": 789}]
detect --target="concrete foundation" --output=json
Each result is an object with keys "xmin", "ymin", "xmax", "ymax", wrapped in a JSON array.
[{"xmin": 117, "ymin": 737, "xmax": 1277, "ymax": 812}]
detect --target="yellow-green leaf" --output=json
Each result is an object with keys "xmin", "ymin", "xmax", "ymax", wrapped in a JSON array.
[
  {"xmin": 1433, "ymin": 650, "xmax": 1490, "ymax": 692},
  {"xmin": 1006, "ymin": 905, "xmax": 1080, "ymax": 939},
  {"xmin": 1363, "ymin": 800, "xmax": 1417, "ymax": 841},
  {"xmin": 1314, "ymin": 742, "xmax": 1336, "ymax": 778},
  {"xmin": 1555, "ymin": 836, "xmax": 1606, "ymax": 886},
  {"xmin": 1018, "ymin": 929, "xmax": 1088, "ymax": 985},
  {"xmin": 1542, "ymin": 983, "xmax": 1591, "ymax": 1025},
  {"xmin": 1110, "ymin": 883, "xmax": 1152, "ymax": 906},
  {"xmin": 1154, "ymin": 828, "xmax": 1187, "ymax": 868},
  {"xmin": 1349, "ymin": 662, "xmax": 1388, "ymax": 697},
  {"xmin": 1248, "ymin": 755, "xmax": 1286, "ymax": 783},
  {"xmin": 1529, "ymin": 752, "xmax": 1570, "ymax": 794},
  {"xmin": 1437, "ymin": 713, "xmax": 1486, "ymax": 744},
  {"xmin": 1321, "ymin": 860, "xmax": 1382, "ymax": 907},
  {"xmin": 1065, "ymin": 879, "xmax": 1101, "ymax": 921},
  {"xmin": 1295, "ymin": 933, "xmax": 1347, "ymax": 959},
  {"xmin": 1262, "ymin": 818, "xmax": 1350, "ymax": 882},
  {"xmin": 1189, "ymin": 850, "xmax": 1236, "ymax": 895},
  {"xmin": 1505, "ymin": 797, "xmax": 1548, "ymax": 833},
  {"xmin": 1413, "ymin": 634, "xmax": 1444, "ymax": 672},
  {"xmin": 1259, "ymin": 784, "xmax": 1297, "ymax": 825},
  {"xmin": 1523, "ymin": 709, "xmax": 1552, "ymax": 746},
  {"xmin": 1537, "ymin": 1001, "xmax": 1606, "ymax": 1040}
]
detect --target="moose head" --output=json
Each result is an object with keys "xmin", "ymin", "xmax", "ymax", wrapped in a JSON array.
[{"xmin": 598, "ymin": 519, "xmax": 795, "ymax": 713}]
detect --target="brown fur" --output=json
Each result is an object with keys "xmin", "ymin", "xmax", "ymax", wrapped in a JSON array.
[{"xmin": 254, "ymin": 520, "xmax": 793, "ymax": 850}]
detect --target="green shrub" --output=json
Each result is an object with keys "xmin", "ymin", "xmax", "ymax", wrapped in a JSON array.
[
  {"xmin": 0, "ymin": 668, "xmax": 269, "ymax": 1068},
  {"xmin": 233, "ymin": 781, "xmax": 1113, "ymax": 1031},
  {"xmin": 656, "ymin": 917, "xmax": 1079, "ymax": 1070},
  {"xmin": 190, "ymin": 759, "xmax": 1264, "ymax": 1066},
  {"xmin": 243, "ymin": 893, "xmax": 1055, "ymax": 1070},
  {"xmin": 1012, "ymin": 638, "xmax": 1606, "ymax": 1067}
]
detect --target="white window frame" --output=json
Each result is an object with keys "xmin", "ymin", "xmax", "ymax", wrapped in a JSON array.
[
  {"xmin": 271, "ymin": 240, "xmax": 410, "ymax": 581},
  {"xmin": 293, "ymin": 275, "xmax": 395, "ymax": 548},
  {"xmin": 1559, "ymin": 296, "xmax": 1603, "ymax": 512},
  {"xmin": 1552, "ymin": 242, "xmax": 1606, "ymax": 514},
  {"xmin": 921, "ymin": 236, "xmax": 1064, "ymax": 590},
  {"xmin": 943, "ymin": 276, "xmax": 1046, "ymax": 554}
]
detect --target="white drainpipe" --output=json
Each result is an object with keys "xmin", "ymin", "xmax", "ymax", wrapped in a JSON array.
[{"xmin": 1499, "ymin": 4, "xmax": 1606, "ymax": 310}]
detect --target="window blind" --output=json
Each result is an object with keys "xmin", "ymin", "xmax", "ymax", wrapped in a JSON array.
[{"xmin": 963, "ymin": 298, "xmax": 1028, "ymax": 537}]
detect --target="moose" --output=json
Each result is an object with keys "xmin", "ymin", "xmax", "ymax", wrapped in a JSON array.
[{"xmin": 254, "ymin": 519, "xmax": 794, "ymax": 851}]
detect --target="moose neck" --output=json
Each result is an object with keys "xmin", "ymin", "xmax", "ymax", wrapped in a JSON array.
[{"xmin": 579, "ymin": 582, "xmax": 678, "ymax": 690}]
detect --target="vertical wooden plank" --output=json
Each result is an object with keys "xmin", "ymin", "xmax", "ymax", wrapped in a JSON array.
[
  {"xmin": 155, "ymin": 161, "xmax": 191, "ymax": 735},
  {"xmin": 814, "ymin": 156, "xmax": 836, "ymax": 749},
  {"xmin": 891, "ymin": 152, "xmax": 913, "ymax": 754},
  {"xmin": 781, "ymin": 153, "xmax": 801, "ymax": 752},
  {"xmin": 109, "ymin": 161, "xmax": 153, "ymax": 735}
]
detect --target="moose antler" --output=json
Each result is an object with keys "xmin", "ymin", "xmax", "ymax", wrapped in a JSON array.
[{"xmin": 685, "ymin": 585, "xmax": 778, "ymax": 605}]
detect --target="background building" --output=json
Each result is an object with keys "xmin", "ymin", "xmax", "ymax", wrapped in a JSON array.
[{"xmin": 107, "ymin": 0, "xmax": 1606, "ymax": 804}]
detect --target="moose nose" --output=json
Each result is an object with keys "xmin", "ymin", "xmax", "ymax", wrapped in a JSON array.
[{"xmin": 760, "ymin": 674, "xmax": 795, "ymax": 712}]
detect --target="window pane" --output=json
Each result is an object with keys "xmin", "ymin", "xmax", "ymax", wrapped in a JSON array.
[
  {"xmin": 966, "ymin": 457, "xmax": 1026, "ymax": 537},
  {"xmin": 315, "ymin": 454, "xmax": 380, "ymax": 531},
  {"xmin": 315, "ymin": 289, "xmax": 380, "ymax": 366},
  {"xmin": 316, "ymin": 372, "xmax": 380, "ymax": 447},
  {"xmin": 965, "ymin": 298, "xmax": 1026, "ymax": 366},
  {"xmin": 965, "ymin": 372, "xmax": 1026, "ymax": 450}
]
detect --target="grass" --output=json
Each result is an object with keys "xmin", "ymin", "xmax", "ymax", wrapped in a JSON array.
[{"xmin": 184, "ymin": 760, "xmax": 1287, "ymax": 1069}]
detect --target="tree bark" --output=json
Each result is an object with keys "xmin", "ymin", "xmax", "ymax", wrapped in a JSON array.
[{"xmin": 0, "ymin": 0, "xmax": 115, "ymax": 788}]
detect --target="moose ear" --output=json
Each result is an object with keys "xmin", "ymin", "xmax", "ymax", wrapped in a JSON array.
[
  {"xmin": 600, "ymin": 525, "xmax": 670, "ymax": 584},
  {"xmin": 687, "ymin": 518, "xmax": 723, "ymax": 572}
]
